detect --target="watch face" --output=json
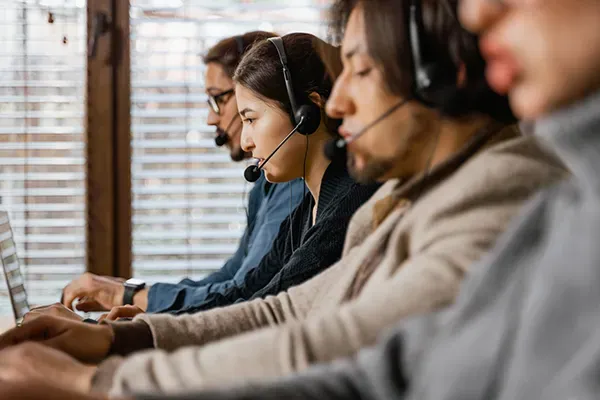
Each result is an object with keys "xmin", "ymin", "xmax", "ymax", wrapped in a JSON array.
[{"xmin": 125, "ymin": 278, "xmax": 145, "ymax": 288}]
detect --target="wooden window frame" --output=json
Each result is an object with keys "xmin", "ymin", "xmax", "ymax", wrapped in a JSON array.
[{"xmin": 86, "ymin": 0, "xmax": 132, "ymax": 278}]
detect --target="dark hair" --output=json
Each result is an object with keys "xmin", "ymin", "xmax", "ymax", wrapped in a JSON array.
[
  {"xmin": 233, "ymin": 33, "xmax": 342, "ymax": 135},
  {"xmin": 329, "ymin": 0, "xmax": 516, "ymax": 123},
  {"xmin": 203, "ymin": 31, "xmax": 277, "ymax": 78}
]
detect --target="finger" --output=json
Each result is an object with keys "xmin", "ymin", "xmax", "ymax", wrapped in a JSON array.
[
  {"xmin": 104, "ymin": 308, "xmax": 121, "ymax": 322},
  {"xmin": 39, "ymin": 335, "xmax": 77, "ymax": 360},
  {"xmin": 105, "ymin": 306, "xmax": 139, "ymax": 321},
  {"xmin": 106, "ymin": 307, "xmax": 127, "ymax": 321},
  {"xmin": 22, "ymin": 311, "xmax": 43, "ymax": 324},
  {"xmin": 62, "ymin": 285, "xmax": 87, "ymax": 311},
  {"xmin": 97, "ymin": 313, "xmax": 108, "ymax": 323},
  {"xmin": 25, "ymin": 303, "xmax": 66, "ymax": 318},
  {"xmin": 118, "ymin": 306, "xmax": 144, "ymax": 320},
  {"xmin": 75, "ymin": 299, "xmax": 107, "ymax": 313},
  {"xmin": 43, "ymin": 324, "xmax": 111, "ymax": 364},
  {"xmin": 0, "ymin": 316, "xmax": 57, "ymax": 350},
  {"xmin": 28, "ymin": 304, "xmax": 54, "ymax": 312}
]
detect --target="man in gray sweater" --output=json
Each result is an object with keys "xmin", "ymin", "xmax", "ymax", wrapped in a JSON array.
[{"xmin": 0, "ymin": 0, "xmax": 598, "ymax": 398}]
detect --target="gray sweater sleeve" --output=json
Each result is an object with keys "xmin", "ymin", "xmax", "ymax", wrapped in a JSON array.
[
  {"xmin": 134, "ymin": 326, "xmax": 410, "ymax": 400},
  {"xmin": 135, "ymin": 361, "xmax": 376, "ymax": 400}
]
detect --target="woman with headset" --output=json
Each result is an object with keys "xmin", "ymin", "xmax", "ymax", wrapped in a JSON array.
[{"xmin": 156, "ymin": 33, "xmax": 380, "ymax": 312}]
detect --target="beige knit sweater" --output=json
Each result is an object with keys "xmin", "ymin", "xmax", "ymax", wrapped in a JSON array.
[{"xmin": 96, "ymin": 127, "xmax": 566, "ymax": 396}]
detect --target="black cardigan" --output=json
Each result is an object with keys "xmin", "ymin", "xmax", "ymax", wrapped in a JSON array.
[{"xmin": 171, "ymin": 159, "xmax": 380, "ymax": 315}]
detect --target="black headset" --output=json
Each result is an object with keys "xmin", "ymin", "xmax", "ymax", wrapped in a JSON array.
[
  {"xmin": 214, "ymin": 35, "xmax": 247, "ymax": 148},
  {"xmin": 234, "ymin": 35, "xmax": 245, "ymax": 56},
  {"xmin": 408, "ymin": 0, "xmax": 458, "ymax": 106},
  {"xmin": 267, "ymin": 36, "xmax": 322, "ymax": 136},
  {"xmin": 408, "ymin": 0, "xmax": 515, "ymax": 122}
]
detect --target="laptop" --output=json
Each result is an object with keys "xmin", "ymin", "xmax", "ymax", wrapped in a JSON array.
[{"xmin": 0, "ymin": 210, "xmax": 31, "ymax": 324}]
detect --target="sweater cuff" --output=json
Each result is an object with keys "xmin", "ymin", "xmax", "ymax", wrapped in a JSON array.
[
  {"xmin": 105, "ymin": 319, "xmax": 154, "ymax": 356},
  {"xmin": 91, "ymin": 356, "xmax": 124, "ymax": 394}
]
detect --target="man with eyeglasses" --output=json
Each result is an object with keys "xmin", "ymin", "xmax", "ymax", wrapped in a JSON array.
[
  {"xmin": 206, "ymin": 87, "xmax": 237, "ymax": 152},
  {"xmin": 44, "ymin": 31, "xmax": 306, "ymax": 318}
]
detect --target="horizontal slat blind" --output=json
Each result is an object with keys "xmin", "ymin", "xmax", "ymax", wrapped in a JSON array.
[
  {"xmin": 0, "ymin": 0, "xmax": 86, "ymax": 315},
  {"xmin": 131, "ymin": 0, "xmax": 331, "ymax": 283}
]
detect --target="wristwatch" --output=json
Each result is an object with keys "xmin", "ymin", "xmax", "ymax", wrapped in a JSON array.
[{"xmin": 122, "ymin": 278, "xmax": 146, "ymax": 306}]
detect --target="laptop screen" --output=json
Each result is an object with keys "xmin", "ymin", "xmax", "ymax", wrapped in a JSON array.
[{"xmin": 0, "ymin": 211, "xmax": 30, "ymax": 322}]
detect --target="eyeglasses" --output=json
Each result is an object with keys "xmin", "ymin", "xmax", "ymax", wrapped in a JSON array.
[{"xmin": 207, "ymin": 89, "xmax": 235, "ymax": 115}]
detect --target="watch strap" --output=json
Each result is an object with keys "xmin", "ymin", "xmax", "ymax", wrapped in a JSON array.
[{"xmin": 122, "ymin": 285, "xmax": 137, "ymax": 306}]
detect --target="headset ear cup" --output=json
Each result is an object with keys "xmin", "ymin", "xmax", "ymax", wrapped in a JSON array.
[
  {"xmin": 416, "ymin": 63, "xmax": 459, "ymax": 108},
  {"xmin": 295, "ymin": 104, "xmax": 321, "ymax": 135},
  {"xmin": 415, "ymin": 63, "xmax": 439, "ymax": 105}
]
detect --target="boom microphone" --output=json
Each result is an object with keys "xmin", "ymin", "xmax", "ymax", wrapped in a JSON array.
[
  {"xmin": 324, "ymin": 99, "xmax": 410, "ymax": 161},
  {"xmin": 244, "ymin": 117, "xmax": 305, "ymax": 183},
  {"xmin": 215, "ymin": 132, "xmax": 228, "ymax": 147},
  {"xmin": 244, "ymin": 162, "xmax": 262, "ymax": 183},
  {"xmin": 214, "ymin": 114, "xmax": 241, "ymax": 147}
]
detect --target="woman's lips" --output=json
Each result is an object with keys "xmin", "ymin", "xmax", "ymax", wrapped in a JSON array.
[
  {"xmin": 338, "ymin": 126, "xmax": 353, "ymax": 140},
  {"xmin": 486, "ymin": 58, "xmax": 519, "ymax": 95},
  {"xmin": 481, "ymin": 37, "xmax": 521, "ymax": 95}
]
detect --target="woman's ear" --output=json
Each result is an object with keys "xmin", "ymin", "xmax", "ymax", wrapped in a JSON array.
[
  {"xmin": 308, "ymin": 92, "xmax": 326, "ymax": 108},
  {"xmin": 309, "ymin": 91, "xmax": 341, "ymax": 135}
]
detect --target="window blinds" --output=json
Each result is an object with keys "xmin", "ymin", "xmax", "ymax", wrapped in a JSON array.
[{"xmin": 0, "ymin": 0, "xmax": 86, "ymax": 315}]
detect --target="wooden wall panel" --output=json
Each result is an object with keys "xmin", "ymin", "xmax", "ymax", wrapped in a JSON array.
[
  {"xmin": 113, "ymin": 0, "xmax": 132, "ymax": 278},
  {"xmin": 86, "ymin": 0, "xmax": 131, "ymax": 278}
]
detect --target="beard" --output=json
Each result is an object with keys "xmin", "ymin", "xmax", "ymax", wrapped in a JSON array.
[
  {"xmin": 216, "ymin": 125, "xmax": 250, "ymax": 162},
  {"xmin": 229, "ymin": 145, "xmax": 250, "ymax": 162},
  {"xmin": 347, "ymin": 152, "xmax": 394, "ymax": 184}
]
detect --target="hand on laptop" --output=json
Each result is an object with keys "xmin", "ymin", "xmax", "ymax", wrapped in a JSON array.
[
  {"xmin": 98, "ymin": 305, "xmax": 145, "ymax": 323},
  {"xmin": 0, "ymin": 315, "xmax": 113, "ymax": 364},
  {"xmin": 62, "ymin": 273, "xmax": 126, "ymax": 312},
  {"xmin": 23, "ymin": 303, "xmax": 84, "ymax": 324},
  {"xmin": 0, "ymin": 342, "xmax": 96, "ymax": 394}
]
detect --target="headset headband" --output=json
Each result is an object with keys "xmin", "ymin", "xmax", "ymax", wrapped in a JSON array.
[
  {"xmin": 234, "ymin": 35, "xmax": 245, "ymax": 56},
  {"xmin": 267, "ymin": 37, "xmax": 300, "ymax": 120},
  {"xmin": 409, "ymin": 0, "xmax": 432, "ymax": 93}
]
